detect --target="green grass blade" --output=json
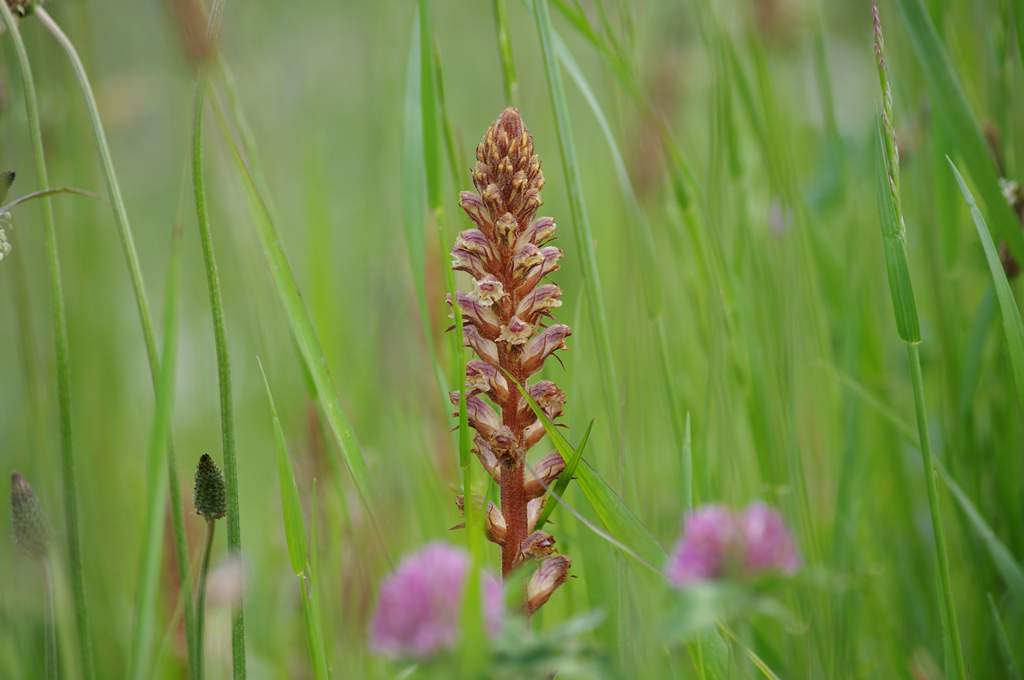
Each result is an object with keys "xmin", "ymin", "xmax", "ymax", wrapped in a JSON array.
[
  {"xmin": 401, "ymin": 24, "xmax": 449, "ymax": 403},
  {"xmin": 208, "ymin": 89, "xmax": 377, "ymax": 520},
  {"xmin": 31, "ymin": 13, "xmax": 203, "ymax": 675},
  {"xmin": 34, "ymin": 7, "xmax": 161, "ymax": 378},
  {"xmin": 936, "ymin": 462, "xmax": 1024, "ymax": 601},
  {"xmin": 894, "ymin": 0, "xmax": 1024, "ymax": 262},
  {"xmin": 417, "ymin": 0, "xmax": 442, "ymax": 212},
  {"xmin": 0, "ymin": 5, "xmax": 93, "ymax": 676},
  {"xmin": 553, "ymin": 33, "xmax": 661, "ymax": 317},
  {"xmin": 512, "ymin": 376, "xmax": 665, "ymax": 568},
  {"xmin": 957, "ymin": 285, "xmax": 997, "ymax": 422},
  {"xmin": 533, "ymin": 0, "xmax": 624, "ymax": 463},
  {"xmin": 988, "ymin": 594, "xmax": 1022, "ymax": 680},
  {"xmin": 1016, "ymin": 0, "xmax": 1024, "ymax": 72},
  {"xmin": 415, "ymin": 4, "xmax": 483, "ymax": 667},
  {"xmin": 492, "ymin": 0, "xmax": 519, "ymax": 105},
  {"xmin": 948, "ymin": 160, "xmax": 1024, "ymax": 410},
  {"xmin": 681, "ymin": 413, "xmax": 693, "ymax": 511},
  {"xmin": 534, "ymin": 419, "xmax": 594, "ymax": 529},
  {"xmin": 872, "ymin": 8, "xmax": 965, "ymax": 676},
  {"xmin": 432, "ymin": 43, "xmax": 465, "ymax": 194},
  {"xmin": 129, "ymin": 222, "xmax": 184, "ymax": 680},
  {"xmin": 258, "ymin": 360, "xmax": 331, "ymax": 680},
  {"xmin": 33, "ymin": 9, "xmax": 210, "ymax": 673},
  {"xmin": 415, "ymin": 5, "xmax": 469, "ymax": 471}
]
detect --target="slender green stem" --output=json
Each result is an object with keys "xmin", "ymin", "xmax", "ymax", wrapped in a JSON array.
[
  {"xmin": 0, "ymin": 6, "xmax": 93, "ymax": 678},
  {"xmin": 34, "ymin": 7, "xmax": 158, "ymax": 372},
  {"xmin": 34, "ymin": 7, "xmax": 200, "ymax": 674},
  {"xmin": 492, "ymin": 0, "xmax": 518, "ymax": 105},
  {"xmin": 195, "ymin": 519, "xmax": 216, "ymax": 680},
  {"xmin": 43, "ymin": 560, "xmax": 58, "ymax": 680},
  {"xmin": 298, "ymin": 575, "xmax": 330, "ymax": 680},
  {"xmin": 207, "ymin": 86, "xmax": 387, "ymax": 562},
  {"xmin": 906, "ymin": 343, "xmax": 966, "ymax": 680},
  {"xmin": 259, "ymin": 360, "xmax": 331, "ymax": 680},
  {"xmin": 193, "ymin": 46, "xmax": 246, "ymax": 678},
  {"xmin": 532, "ymin": 0, "xmax": 624, "ymax": 466},
  {"xmin": 8, "ymin": 243, "xmax": 47, "ymax": 463},
  {"xmin": 129, "ymin": 217, "xmax": 187, "ymax": 680}
]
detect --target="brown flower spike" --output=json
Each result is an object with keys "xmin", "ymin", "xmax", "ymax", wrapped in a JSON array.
[{"xmin": 451, "ymin": 108, "xmax": 571, "ymax": 610}]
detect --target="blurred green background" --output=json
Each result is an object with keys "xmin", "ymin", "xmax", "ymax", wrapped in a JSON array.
[{"xmin": 2, "ymin": 0, "xmax": 1024, "ymax": 677}]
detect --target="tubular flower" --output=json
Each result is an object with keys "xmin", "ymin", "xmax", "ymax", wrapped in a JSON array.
[
  {"xmin": 370, "ymin": 543, "xmax": 503, "ymax": 659},
  {"xmin": 450, "ymin": 108, "xmax": 572, "ymax": 610},
  {"xmin": 666, "ymin": 503, "xmax": 801, "ymax": 588}
]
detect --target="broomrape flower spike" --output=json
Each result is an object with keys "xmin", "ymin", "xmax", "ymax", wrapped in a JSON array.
[
  {"xmin": 449, "ymin": 108, "xmax": 572, "ymax": 608},
  {"xmin": 666, "ymin": 503, "xmax": 800, "ymax": 588},
  {"xmin": 370, "ymin": 543, "xmax": 503, "ymax": 659}
]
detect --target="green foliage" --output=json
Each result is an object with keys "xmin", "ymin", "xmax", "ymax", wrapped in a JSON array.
[{"xmin": 3, "ymin": 1, "xmax": 1024, "ymax": 677}]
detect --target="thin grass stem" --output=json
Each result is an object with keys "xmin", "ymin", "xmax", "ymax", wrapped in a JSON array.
[
  {"xmin": 191, "ymin": 2, "xmax": 246, "ymax": 668},
  {"xmin": 532, "ymin": 0, "xmax": 624, "ymax": 470},
  {"xmin": 492, "ymin": 0, "xmax": 518, "ymax": 105},
  {"xmin": 0, "ymin": 6, "xmax": 92, "ymax": 677},
  {"xmin": 33, "ymin": 8, "xmax": 201, "ymax": 674},
  {"xmin": 128, "ymin": 217, "xmax": 185, "ymax": 680},
  {"xmin": 195, "ymin": 518, "xmax": 216, "ymax": 680},
  {"xmin": 906, "ymin": 343, "xmax": 966, "ymax": 679},
  {"xmin": 206, "ymin": 83, "xmax": 387, "ymax": 561},
  {"xmin": 43, "ymin": 560, "xmax": 58, "ymax": 680}
]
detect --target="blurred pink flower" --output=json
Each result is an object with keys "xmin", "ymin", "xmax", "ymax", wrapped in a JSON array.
[
  {"xmin": 666, "ymin": 503, "xmax": 800, "ymax": 588},
  {"xmin": 666, "ymin": 505, "xmax": 737, "ymax": 587},
  {"xmin": 739, "ymin": 502, "xmax": 801, "ymax": 575},
  {"xmin": 370, "ymin": 543, "xmax": 503, "ymax": 658}
]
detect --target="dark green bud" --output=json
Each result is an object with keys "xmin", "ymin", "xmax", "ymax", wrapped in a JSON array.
[
  {"xmin": 0, "ymin": 171, "xmax": 14, "ymax": 204},
  {"xmin": 10, "ymin": 472, "xmax": 48, "ymax": 560},
  {"xmin": 193, "ymin": 454, "xmax": 226, "ymax": 520}
]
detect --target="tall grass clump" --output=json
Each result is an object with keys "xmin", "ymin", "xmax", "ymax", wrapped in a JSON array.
[
  {"xmin": 0, "ymin": 4, "xmax": 92, "ymax": 676},
  {"xmin": 10, "ymin": 4, "xmax": 204, "ymax": 675},
  {"xmin": 872, "ymin": 5, "xmax": 964, "ymax": 678}
]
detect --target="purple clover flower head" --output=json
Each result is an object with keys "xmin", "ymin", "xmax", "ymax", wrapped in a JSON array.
[
  {"xmin": 666, "ymin": 502, "xmax": 801, "ymax": 588},
  {"xmin": 739, "ymin": 503, "xmax": 801, "ymax": 576},
  {"xmin": 666, "ymin": 505, "xmax": 738, "ymax": 588},
  {"xmin": 370, "ymin": 542, "xmax": 503, "ymax": 659}
]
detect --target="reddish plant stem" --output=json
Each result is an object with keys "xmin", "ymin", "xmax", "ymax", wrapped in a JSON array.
[{"xmin": 500, "ymin": 460, "xmax": 526, "ymax": 577}]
